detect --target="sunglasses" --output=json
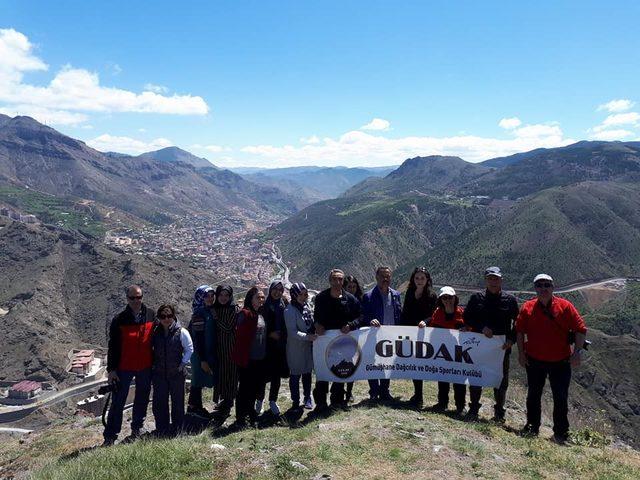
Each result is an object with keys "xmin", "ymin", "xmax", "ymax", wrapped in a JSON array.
[
  {"xmin": 535, "ymin": 282, "xmax": 553, "ymax": 288},
  {"xmin": 128, "ymin": 295, "xmax": 143, "ymax": 300},
  {"xmin": 441, "ymin": 295, "xmax": 454, "ymax": 300},
  {"xmin": 158, "ymin": 314, "xmax": 173, "ymax": 319}
]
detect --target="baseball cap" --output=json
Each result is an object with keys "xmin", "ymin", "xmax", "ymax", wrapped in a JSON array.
[
  {"xmin": 533, "ymin": 273, "xmax": 553, "ymax": 284},
  {"xmin": 484, "ymin": 266, "xmax": 502, "ymax": 278},
  {"xmin": 438, "ymin": 286, "xmax": 457, "ymax": 298}
]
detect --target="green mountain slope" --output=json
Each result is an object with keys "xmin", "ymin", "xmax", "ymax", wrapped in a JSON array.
[
  {"xmin": 273, "ymin": 193, "xmax": 489, "ymax": 286},
  {"xmin": 401, "ymin": 181, "xmax": 640, "ymax": 288}
]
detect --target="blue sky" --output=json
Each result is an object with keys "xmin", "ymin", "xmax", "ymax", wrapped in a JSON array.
[{"xmin": 1, "ymin": 0, "xmax": 639, "ymax": 167}]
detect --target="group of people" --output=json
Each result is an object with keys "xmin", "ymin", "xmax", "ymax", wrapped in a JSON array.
[{"xmin": 102, "ymin": 265, "xmax": 587, "ymax": 446}]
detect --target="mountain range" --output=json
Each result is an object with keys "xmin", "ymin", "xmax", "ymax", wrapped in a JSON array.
[
  {"xmin": 272, "ymin": 141, "xmax": 640, "ymax": 289},
  {"xmin": 236, "ymin": 165, "xmax": 397, "ymax": 206},
  {"xmin": 0, "ymin": 115, "xmax": 297, "ymax": 225}
]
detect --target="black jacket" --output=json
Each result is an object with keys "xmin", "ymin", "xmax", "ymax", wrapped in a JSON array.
[
  {"xmin": 400, "ymin": 289, "xmax": 437, "ymax": 326},
  {"xmin": 463, "ymin": 290, "xmax": 519, "ymax": 343},
  {"xmin": 314, "ymin": 289, "xmax": 361, "ymax": 331}
]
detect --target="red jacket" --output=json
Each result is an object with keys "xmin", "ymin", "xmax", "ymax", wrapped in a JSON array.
[
  {"xmin": 107, "ymin": 304, "xmax": 155, "ymax": 372},
  {"xmin": 516, "ymin": 296, "xmax": 587, "ymax": 362},
  {"xmin": 231, "ymin": 308, "xmax": 259, "ymax": 368},
  {"xmin": 429, "ymin": 306, "xmax": 465, "ymax": 330}
]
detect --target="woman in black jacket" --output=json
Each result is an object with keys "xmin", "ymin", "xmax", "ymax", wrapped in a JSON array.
[
  {"xmin": 255, "ymin": 280, "xmax": 289, "ymax": 416},
  {"xmin": 400, "ymin": 267, "xmax": 437, "ymax": 409}
]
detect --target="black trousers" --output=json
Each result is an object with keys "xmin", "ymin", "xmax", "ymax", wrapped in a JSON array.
[
  {"xmin": 152, "ymin": 372, "xmax": 185, "ymax": 435},
  {"xmin": 256, "ymin": 372, "xmax": 281, "ymax": 403},
  {"xmin": 525, "ymin": 356, "xmax": 571, "ymax": 437},
  {"xmin": 468, "ymin": 350, "xmax": 511, "ymax": 413},
  {"xmin": 437, "ymin": 382, "xmax": 466, "ymax": 410},
  {"xmin": 313, "ymin": 381, "xmax": 345, "ymax": 406},
  {"xmin": 236, "ymin": 359, "xmax": 267, "ymax": 422}
]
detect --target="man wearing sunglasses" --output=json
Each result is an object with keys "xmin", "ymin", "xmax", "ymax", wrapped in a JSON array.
[
  {"xmin": 516, "ymin": 274, "xmax": 587, "ymax": 444},
  {"xmin": 103, "ymin": 284, "xmax": 155, "ymax": 446}
]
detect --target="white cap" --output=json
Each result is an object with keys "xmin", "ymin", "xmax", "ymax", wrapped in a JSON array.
[
  {"xmin": 533, "ymin": 273, "xmax": 553, "ymax": 284},
  {"xmin": 438, "ymin": 286, "xmax": 456, "ymax": 298}
]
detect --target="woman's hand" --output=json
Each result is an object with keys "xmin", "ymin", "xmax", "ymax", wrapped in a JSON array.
[
  {"xmin": 201, "ymin": 361, "xmax": 213, "ymax": 375},
  {"xmin": 418, "ymin": 321, "xmax": 427, "ymax": 328}
]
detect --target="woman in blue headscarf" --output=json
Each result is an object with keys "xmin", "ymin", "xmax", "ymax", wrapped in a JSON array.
[{"xmin": 187, "ymin": 285, "xmax": 216, "ymax": 419}]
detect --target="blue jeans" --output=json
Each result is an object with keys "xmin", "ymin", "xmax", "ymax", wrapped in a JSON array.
[
  {"xmin": 103, "ymin": 369, "xmax": 152, "ymax": 440},
  {"xmin": 368, "ymin": 379, "xmax": 390, "ymax": 398}
]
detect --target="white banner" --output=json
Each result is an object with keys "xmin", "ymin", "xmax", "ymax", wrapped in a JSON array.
[{"xmin": 313, "ymin": 326, "xmax": 506, "ymax": 388}]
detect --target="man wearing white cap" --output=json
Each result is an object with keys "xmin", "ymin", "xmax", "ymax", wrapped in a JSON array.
[
  {"xmin": 516, "ymin": 273, "xmax": 587, "ymax": 444},
  {"xmin": 464, "ymin": 266, "xmax": 519, "ymax": 420}
]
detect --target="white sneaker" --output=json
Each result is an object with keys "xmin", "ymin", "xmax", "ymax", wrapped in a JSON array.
[
  {"xmin": 269, "ymin": 401, "xmax": 281, "ymax": 416},
  {"xmin": 255, "ymin": 400, "xmax": 263, "ymax": 415}
]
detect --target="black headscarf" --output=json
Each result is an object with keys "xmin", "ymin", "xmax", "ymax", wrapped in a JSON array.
[{"xmin": 213, "ymin": 284, "xmax": 236, "ymax": 308}]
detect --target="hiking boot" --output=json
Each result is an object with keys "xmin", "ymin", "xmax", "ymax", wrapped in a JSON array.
[
  {"xmin": 455, "ymin": 405, "xmax": 465, "ymax": 416},
  {"xmin": 552, "ymin": 433, "xmax": 569, "ymax": 445},
  {"xmin": 378, "ymin": 391, "xmax": 394, "ymax": 402},
  {"xmin": 255, "ymin": 400, "xmax": 264, "ymax": 415},
  {"xmin": 431, "ymin": 402, "xmax": 447, "ymax": 412},
  {"xmin": 409, "ymin": 395, "xmax": 424, "ymax": 410},
  {"xmin": 520, "ymin": 424, "xmax": 540, "ymax": 437},
  {"xmin": 269, "ymin": 401, "xmax": 281, "ymax": 416},
  {"xmin": 187, "ymin": 406, "xmax": 211, "ymax": 420},
  {"xmin": 101, "ymin": 437, "xmax": 116, "ymax": 447},
  {"xmin": 303, "ymin": 397, "xmax": 313, "ymax": 410},
  {"xmin": 130, "ymin": 428, "xmax": 142, "ymax": 439},
  {"xmin": 493, "ymin": 406, "xmax": 506, "ymax": 423},
  {"xmin": 346, "ymin": 392, "xmax": 354, "ymax": 403}
]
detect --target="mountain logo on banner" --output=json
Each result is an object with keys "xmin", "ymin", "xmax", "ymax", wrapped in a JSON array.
[{"xmin": 326, "ymin": 335, "xmax": 361, "ymax": 379}]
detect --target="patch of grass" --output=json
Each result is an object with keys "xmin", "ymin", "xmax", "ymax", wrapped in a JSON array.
[{"xmin": 0, "ymin": 185, "xmax": 105, "ymax": 237}]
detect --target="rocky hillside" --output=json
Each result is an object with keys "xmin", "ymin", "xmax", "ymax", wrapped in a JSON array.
[
  {"xmin": 0, "ymin": 115, "xmax": 297, "ymax": 224},
  {"xmin": 0, "ymin": 217, "xmax": 207, "ymax": 383}
]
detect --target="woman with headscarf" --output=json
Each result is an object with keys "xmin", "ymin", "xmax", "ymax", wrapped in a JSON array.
[
  {"xmin": 284, "ymin": 282, "xmax": 317, "ymax": 410},
  {"xmin": 211, "ymin": 284, "xmax": 240, "ymax": 418},
  {"xmin": 231, "ymin": 286, "xmax": 267, "ymax": 427},
  {"xmin": 187, "ymin": 285, "xmax": 216, "ymax": 419},
  {"xmin": 255, "ymin": 280, "xmax": 289, "ymax": 416},
  {"xmin": 400, "ymin": 267, "xmax": 438, "ymax": 409}
]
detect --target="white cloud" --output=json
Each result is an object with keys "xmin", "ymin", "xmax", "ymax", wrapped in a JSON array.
[
  {"xmin": 590, "ymin": 129, "xmax": 635, "ymax": 141},
  {"xmin": 601, "ymin": 112, "xmax": 640, "ymax": 127},
  {"xmin": 512, "ymin": 123, "xmax": 562, "ymax": 139},
  {"xmin": 87, "ymin": 134, "xmax": 173, "ymax": 154},
  {"xmin": 300, "ymin": 135, "xmax": 320, "ymax": 144},
  {"xmin": 0, "ymin": 104, "xmax": 88, "ymax": 125},
  {"xmin": 498, "ymin": 117, "xmax": 522, "ymax": 129},
  {"xmin": 0, "ymin": 28, "xmax": 47, "ymax": 81},
  {"xmin": 190, "ymin": 144, "xmax": 231, "ymax": 153},
  {"xmin": 106, "ymin": 62, "xmax": 122, "ymax": 76},
  {"xmin": 0, "ymin": 28, "xmax": 209, "ymax": 126},
  {"xmin": 240, "ymin": 119, "xmax": 574, "ymax": 167},
  {"xmin": 360, "ymin": 118, "xmax": 390, "ymax": 131},
  {"xmin": 144, "ymin": 83, "xmax": 169, "ymax": 94},
  {"xmin": 597, "ymin": 99, "xmax": 635, "ymax": 113}
]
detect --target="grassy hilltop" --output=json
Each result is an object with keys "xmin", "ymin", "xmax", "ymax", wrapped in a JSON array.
[{"xmin": 2, "ymin": 382, "xmax": 640, "ymax": 480}]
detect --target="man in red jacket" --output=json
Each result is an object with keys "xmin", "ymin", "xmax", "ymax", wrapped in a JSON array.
[
  {"xmin": 516, "ymin": 274, "xmax": 587, "ymax": 444},
  {"xmin": 103, "ymin": 285, "xmax": 155, "ymax": 446}
]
